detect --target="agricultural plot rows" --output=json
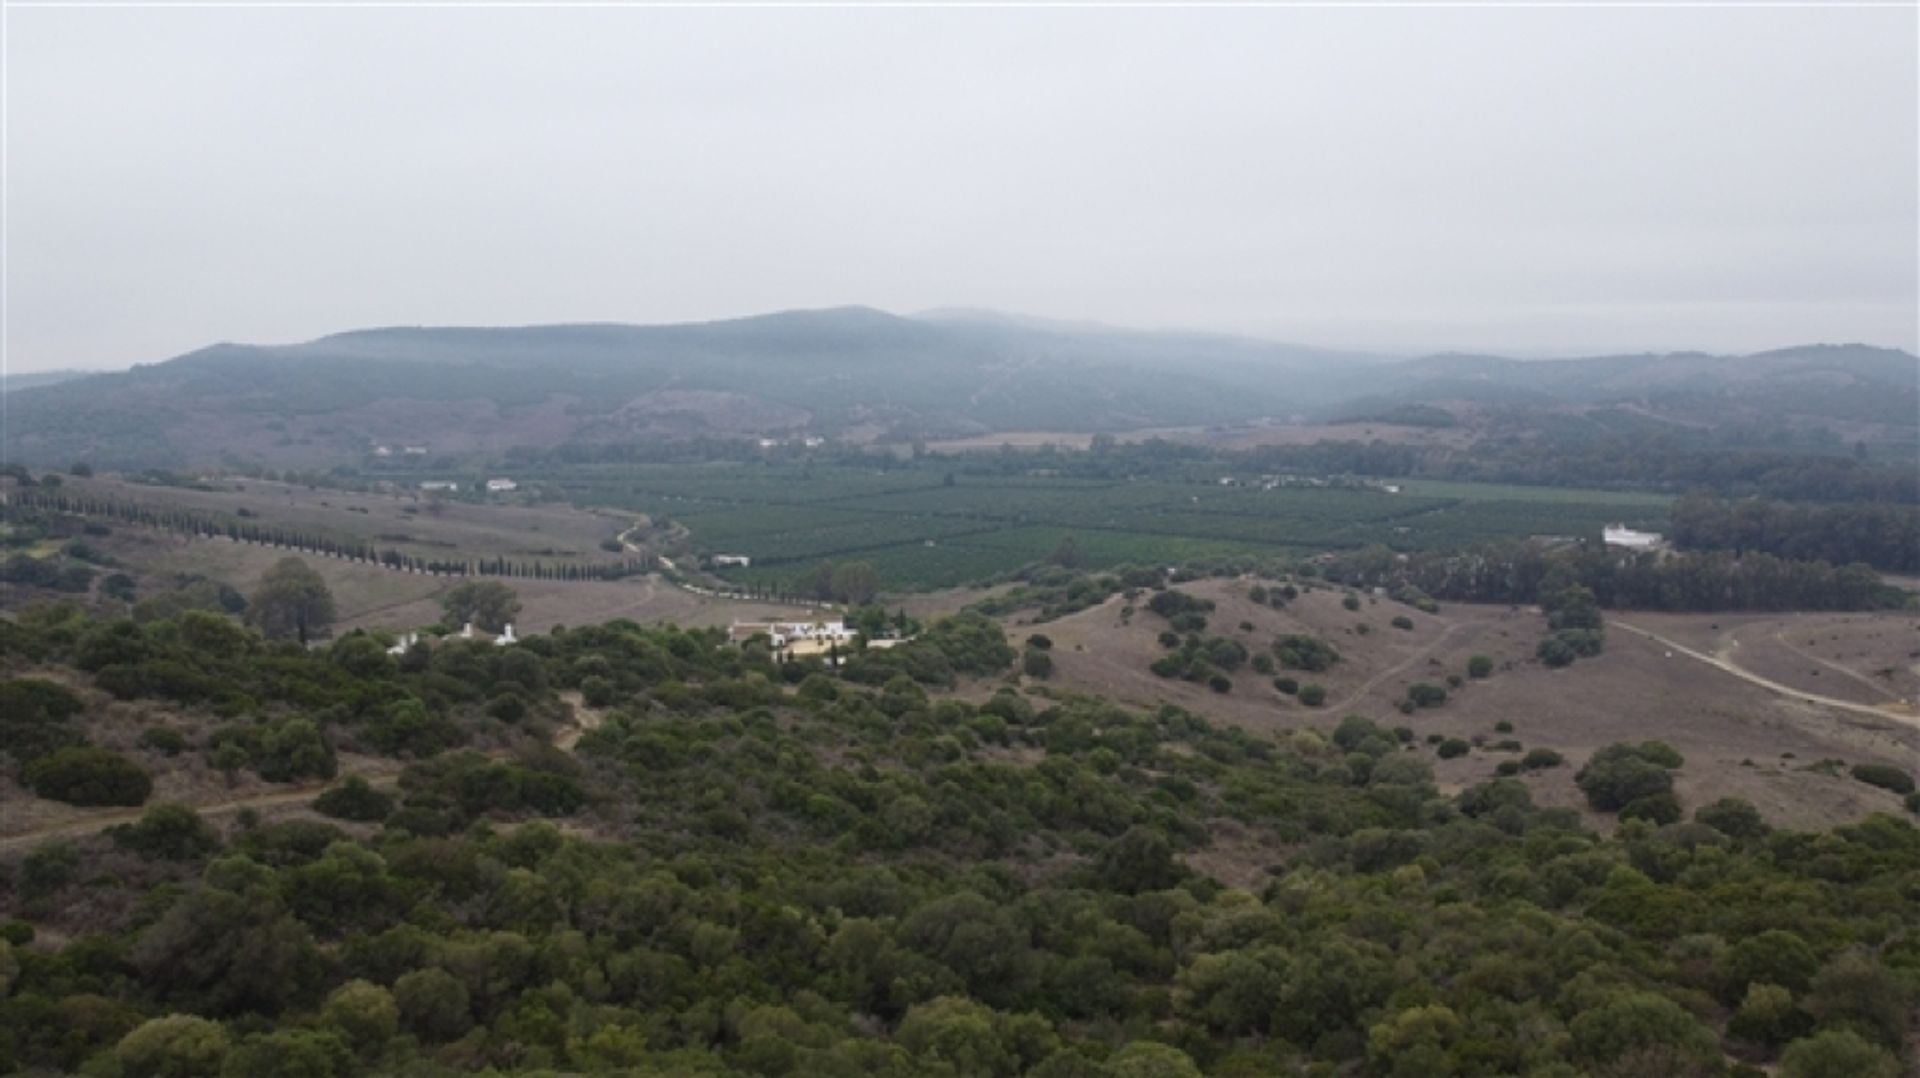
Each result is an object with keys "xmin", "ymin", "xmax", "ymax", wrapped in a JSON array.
[{"xmin": 532, "ymin": 463, "xmax": 1674, "ymax": 590}]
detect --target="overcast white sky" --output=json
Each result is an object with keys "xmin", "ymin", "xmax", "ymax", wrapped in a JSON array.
[{"xmin": 5, "ymin": 5, "xmax": 1916, "ymax": 371}]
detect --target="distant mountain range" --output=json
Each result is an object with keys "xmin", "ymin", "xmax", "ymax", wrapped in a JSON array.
[
  {"xmin": 3, "ymin": 307, "xmax": 1914, "ymax": 469},
  {"xmin": 1, "ymin": 369, "xmax": 94, "ymax": 394}
]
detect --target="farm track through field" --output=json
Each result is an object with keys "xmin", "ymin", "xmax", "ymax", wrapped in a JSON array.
[
  {"xmin": 1753, "ymin": 628, "xmax": 1903, "ymax": 702},
  {"xmin": 1328, "ymin": 619, "xmax": 1490, "ymax": 714},
  {"xmin": 1608, "ymin": 620, "xmax": 1920, "ymax": 729}
]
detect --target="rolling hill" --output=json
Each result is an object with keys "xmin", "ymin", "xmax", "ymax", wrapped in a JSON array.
[{"xmin": 2, "ymin": 307, "xmax": 1913, "ymax": 469}]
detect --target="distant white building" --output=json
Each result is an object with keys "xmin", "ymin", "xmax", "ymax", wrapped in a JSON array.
[
  {"xmin": 485, "ymin": 478, "xmax": 518, "ymax": 493},
  {"xmin": 402, "ymin": 445, "xmax": 429, "ymax": 456},
  {"xmin": 1603, "ymin": 524, "xmax": 1665, "ymax": 551},
  {"xmin": 389, "ymin": 624, "xmax": 517, "ymax": 652},
  {"xmin": 711, "ymin": 554, "xmax": 752, "ymax": 568},
  {"xmin": 419, "ymin": 480, "xmax": 459, "ymax": 492},
  {"xmin": 459, "ymin": 621, "xmax": 518, "ymax": 646},
  {"xmin": 371, "ymin": 445, "xmax": 393, "ymax": 457},
  {"xmin": 729, "ymin": 619, "xmax": 853, "ymax": 648}
]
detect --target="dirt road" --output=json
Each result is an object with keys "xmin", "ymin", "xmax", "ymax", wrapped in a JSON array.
[
  {"xmin": 1609, "ymin": 620, "xmax": 1920, "ymax": 729},
  {"xmin": 1329, "ymin": 618, "xmax": 1489, "ymax": 714},
  {"xmin": 0, "ymin": 770, "xmax": 405, "ymax": 854}
]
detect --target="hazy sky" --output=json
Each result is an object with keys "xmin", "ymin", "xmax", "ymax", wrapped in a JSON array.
[{"xmin": 6, "ymin": 5, "xmax": 1916, "ymax": 371}]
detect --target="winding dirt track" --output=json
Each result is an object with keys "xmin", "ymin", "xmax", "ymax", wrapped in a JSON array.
[
  {"xmin": 1608, "ymin": 620, "xmax": 1920, "ymax": 729},
  {"xmin": 1328, "ymin": 618, "xmax": 1489, "ymax": 714},
  {"xmin": 0, "ymin": 770, "xmax": 405, "ymax": 853},
  {"xmin": 1, "ymin": 717, "xmax": 600, "ymax": 854}
]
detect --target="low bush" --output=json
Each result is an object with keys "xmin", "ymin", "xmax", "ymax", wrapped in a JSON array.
[
  {"xmin": 27, "ymin": 747, "xmax": 152, "ymax": 806},
  {"xmin": 1850, "ymin": 763, "xmax": 1916, "ymax": 796}
]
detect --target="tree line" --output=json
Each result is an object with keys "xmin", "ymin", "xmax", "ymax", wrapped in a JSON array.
[
  {"xmin": 1670, "ymin": 494, "xmax": 1920, "ymax": 574},
  {"xmin": 1322, "ymin": 541, "xmax": 1906, "ymax": 613},
  {"xmin": 4, "ymin": 490, "xmax": 657, "ymax": 583}
]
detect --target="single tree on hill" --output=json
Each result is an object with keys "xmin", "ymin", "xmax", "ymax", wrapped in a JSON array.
[
  {"xmin": 249, "ymin": 557, "xmax": 337, "ymax": 643},
  {"xmin": 440, "ymin": 580, "xmax": 523, "ymax": 633}
]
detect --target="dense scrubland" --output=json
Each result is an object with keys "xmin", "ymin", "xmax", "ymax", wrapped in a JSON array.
[{"xmin": 3, "ymin": 579, "xmax": 1919, "ymax": 1077}]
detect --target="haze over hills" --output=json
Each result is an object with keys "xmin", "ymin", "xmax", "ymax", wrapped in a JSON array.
[{"xmin": 2, "ymin": 306, "xmax": 1914, "ymax": 469}]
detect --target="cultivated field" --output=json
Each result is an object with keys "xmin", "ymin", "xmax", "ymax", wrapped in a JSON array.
[
  {"xmin": 921, "ymin": 420, "xmax": 1476, "ymax": 453},
  {"xmin": 469, "ymin": 462, "xmax": 1671, "ymax": 591},
  {"xmin": 1017, "ymin": 577, "xmax": 1920, "ymax": 830}
]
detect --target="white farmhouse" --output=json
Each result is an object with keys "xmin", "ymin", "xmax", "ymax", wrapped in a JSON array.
[
  {"xmin": 711, "ymin": 554, "xmax": 752, "ymax": 568},
  {"xmin": 419, "ymin": 480, "xmax": 459, "ymax": 492},
  {"xmin": 485, "ymin": 478, "xmax": 518, "ymax": 493},
  {"xmin": 729, "ymin": 619, "xmax": 855, "ymax": 649},
  {"xmin": 1602, "ymin": 524, "xmax": 1665, "ymax": 551}
]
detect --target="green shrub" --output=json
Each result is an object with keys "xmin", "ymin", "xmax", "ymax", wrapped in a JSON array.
[
  {"xmin": 1620, "ymin": 791, "xmax": 1683, "ymax": 825},
  {"xmin": 1779, "ymin": 1029, "xmax": 1901, "ymax": 1078},
  {"xmin": 111, "ymin": 803, "xmax": 222, "ymax": 861},
  {"xmin": 27, "ymin": 746, "xmax": 152, "ymax": 806},
  {"xmin": 255, "ymin": 719, "xmax": 337, "ymax": 783},
  {"xmin": 0, "ymin": 677, "xmax": 89, "ymax": 764},
  {"xmin": 1273, "ymin": 635, "xmax": 1340, "ymax": 672},
  {"xmin": 1022, "ymin": 648, "xmax": 1055, "ymax": 680},
  {"xmin": 1437, "ymin": 738, "xmax": 1470, "ymax": 759},
  {"xmin": 1390, "ymin": 615, "xmax": 1414, "ymax": 630},
  {"xmin": 1467, "ymin": 655, "xmax": 1494, "ymax": 678},
  {"xmin": 1850, "ymin": 763, "xmax": 1915, "ymax": 795},
  {"xmin": 1272, "ymin": 677, "xmax": 1298, "ymax": 695},
  {"xmin": 139, "ymin": 726, "xmax": 189, "ymax": 757},
  {"xmin": 1576, "ymin": 742, "xmax": 1682, "ymax": 813},
  {"xmin": 1521, "ymin": 748, "xmax": 1564, "ymax": 770},
  {"xmin": 314, "ymin": 776, "xmax": 395, "ymax": 822},
  {"xmin": 1696, "ymin": 798, "xmax": 1770, "ymax": 840},
  {"xmin": 1298, "ymin": 684, "xmax": 1327, "ymax": 707},
  {"xmin": 116, "ymin": 1014, "xmax": 231, "ymax": 1078}
]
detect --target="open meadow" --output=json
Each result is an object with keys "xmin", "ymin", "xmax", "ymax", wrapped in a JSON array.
[{"xmin": 1012, "ymin": 576, "xmax": 1920, "ymax": 831}]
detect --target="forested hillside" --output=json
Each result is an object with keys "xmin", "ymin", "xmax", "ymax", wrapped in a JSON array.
[
  {"xmin": 4, "ymin": 307, "xmax": 1912, "ymax": 471},
  {"xmin": 2, "ymin": 602, "xmax": 1917, "ymax": 1077}
]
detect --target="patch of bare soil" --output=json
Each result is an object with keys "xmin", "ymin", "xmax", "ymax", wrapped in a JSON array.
[
  {"xmin": 553, "ymin": 691, "xmax": 609, "ymax": 752},
  {"xmin": 1184, "ymin": 817, "xmax": 1293, "ymax": 890}
]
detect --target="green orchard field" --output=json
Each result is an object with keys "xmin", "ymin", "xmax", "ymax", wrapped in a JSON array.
[{"xmin": 506, "ymin": 463, "xmax": 1673, "ymax": 591}]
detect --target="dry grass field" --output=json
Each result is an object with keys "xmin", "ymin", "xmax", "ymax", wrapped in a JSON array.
[
  {"xmin": 91, "ymin": 525, "xmax": 823, "ymax": 634},
  {"xmin": 1018, "ymin": 577, "xmax": 1920, "ymax": 830},
  {"xmin": 1611, "ymin": 610, "xmax": 1920, "ymax": 709}
]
